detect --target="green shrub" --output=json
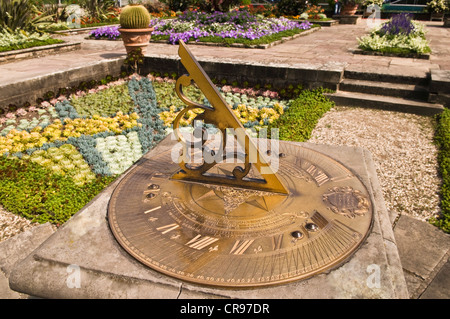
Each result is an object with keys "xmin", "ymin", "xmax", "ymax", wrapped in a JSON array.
[
  {"xmin": 432, "ymin": 109, "xmax": 450, "ymax": 233},
  {"xmin": 0, "ymin": 156, "xmax": 115, "ymax": 224},
  {"xmin": 78, "ymin": 0, "xmax": 116, "ymax": 22},
  {"xmin": 268, "ymin": 88, "xmax": 334, "ymax": 142}
]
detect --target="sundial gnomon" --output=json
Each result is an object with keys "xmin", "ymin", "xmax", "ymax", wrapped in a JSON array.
[{"xmin": 108, "ymin": 41, "xmax": 373, "ymax": 287}]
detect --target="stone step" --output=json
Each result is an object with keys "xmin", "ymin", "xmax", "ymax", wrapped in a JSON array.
[
  {"xmin": 344, "ymin": 70, "xmax": 430, "ymax": 86},
  {"xmin": 325, "ymin": 91, "xmax": 444, "ymax": 116},
  {"xmin": 339, "ymin": 78, "xmax": 430, "ymax": 101}
]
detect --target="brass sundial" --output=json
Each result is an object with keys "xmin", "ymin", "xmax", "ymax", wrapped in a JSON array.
[{"xmin": 108, "ymin": 41, "xmax": 373, "ymax": 288}]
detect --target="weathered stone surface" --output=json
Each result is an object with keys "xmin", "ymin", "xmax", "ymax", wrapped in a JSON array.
[
  {"xmin": 0, "ymin": 222, "xmax": 55, "ymax": 299},
  {"xmin": 393, "ymin": 215, "xmax": 450, "ymax": 299}
]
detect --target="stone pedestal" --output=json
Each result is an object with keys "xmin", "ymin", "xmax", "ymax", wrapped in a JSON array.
[{"xmin": 8, "ymin": 137, "xmax": 409, "ymax": 299}]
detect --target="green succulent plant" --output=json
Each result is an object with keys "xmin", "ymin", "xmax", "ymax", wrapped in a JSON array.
[{"xmin": 119, "ymin": 4, "xmax": 151, "ymax": 29}]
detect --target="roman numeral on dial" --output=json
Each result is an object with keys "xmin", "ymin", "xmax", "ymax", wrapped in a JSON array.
[
  {"xmin": 156, "ymin": 223, "xmax": 180, "ymax": 234},
  {"xmin": 186, "ymin": 234, "xmax": 219, "ymax": 250},
  {"xmin": 306, "ymin": 164, "xmax": 329, "ymax": 186}
]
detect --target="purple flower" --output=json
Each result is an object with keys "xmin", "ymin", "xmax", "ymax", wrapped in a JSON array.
[
  {"xmin": 150, "ymin": 12, "xmax": 312, "ymax": 45},
  {"xmin": 379, "ymin": 13, "xmax": 415, "ymax": 36}
]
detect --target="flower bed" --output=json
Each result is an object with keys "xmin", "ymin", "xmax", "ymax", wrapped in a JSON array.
[
  {"xmin": 89, "ymin": 10, "xmax": 315, "ymax": 46},
  {"xmin": 357, "ymin": 13, "xmax": 431, "ymax": 56},
  {"xmin": 151, "ymin": 10, "xmax": 313, "ymax": 45}
]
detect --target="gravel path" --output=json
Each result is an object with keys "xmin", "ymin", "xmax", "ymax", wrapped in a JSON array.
[
  {"xmin": 0, "ymin": 106, "xmax": 442, "ymax": 242},
  {"xmin": 309, "ymin": 106, "xmax": 441, "ymax": 222},
  {"xmin": 0, "ymin": 206, "xmax": 38, "ymax": 243}
]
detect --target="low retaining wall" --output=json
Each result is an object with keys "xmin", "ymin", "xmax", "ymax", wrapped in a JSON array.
[
  {"xmin": 0, "ymin": 58, "xmax": 125, "ymax": 112},
  {"xmin": 142, "ymin": 54, "xmax": 344, "ymax": 91}
]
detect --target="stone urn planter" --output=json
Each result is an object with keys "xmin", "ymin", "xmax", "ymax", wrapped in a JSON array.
[
  {"xmin": 119, "ymin": 27, "xmax": 154, "ymax": 54},
  {"xmin": 334, "ymin": 1, "xmax": 363, "ymax": 24},
  {"xmin": 341, "ymin": 4, "xmax": 359, "ymax": 15},
  {"xmin": 118, "ymin": 4, "xmax": 153, "ymax": 54}
]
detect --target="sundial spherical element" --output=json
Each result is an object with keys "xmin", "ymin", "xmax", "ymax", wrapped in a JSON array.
[{"xmin": 108, "ymin": 141, "xmax": 373, "ymax": 288}]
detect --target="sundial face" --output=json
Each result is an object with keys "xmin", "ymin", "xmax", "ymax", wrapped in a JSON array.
[
  {"xmin": 107, "ymin": 41, "xmax": 373, "ymax": 288},
  {"xmin": 108, "ymin": 141, "xmax": 373, "ymax": 287}
]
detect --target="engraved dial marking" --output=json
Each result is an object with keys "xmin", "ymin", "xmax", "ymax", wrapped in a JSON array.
[
  {"xmin": 230, "ymin": 240, "xmax": 255, "ymax": 255},
  {"xmin": 186, "ymin": 235, "xmax": 220, "ymax": 250}
]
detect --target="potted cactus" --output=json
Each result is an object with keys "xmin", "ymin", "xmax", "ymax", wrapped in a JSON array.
[{"xmin": 119, "ymin": 4, "xmax": 153, "ymax": 54}]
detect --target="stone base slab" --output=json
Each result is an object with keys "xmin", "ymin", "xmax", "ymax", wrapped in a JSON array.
[{"xmin": 8, "ymin": 137, "xmax": 408, "ymax": 299}]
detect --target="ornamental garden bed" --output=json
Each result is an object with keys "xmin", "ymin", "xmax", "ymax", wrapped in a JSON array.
[{"xmin": 150, "ymin": 26, "xmax": 319, "ymax": 49}]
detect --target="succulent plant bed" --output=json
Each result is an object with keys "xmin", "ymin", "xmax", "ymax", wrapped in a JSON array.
[{"xmin": 153, "ymin": 76, "xmax": 292, "ymax": 130}]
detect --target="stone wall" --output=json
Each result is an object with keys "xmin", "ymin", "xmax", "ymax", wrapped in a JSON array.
[
  {"xmin": 142, "ymin": 55, "xmax": 344, "ymax": 91},
  {"xmin": 0, "ymin": 58, "xmax": 125, "ymax": 113}
]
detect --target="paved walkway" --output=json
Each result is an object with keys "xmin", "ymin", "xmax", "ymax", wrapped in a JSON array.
[{"xmin": 0, "ymin": 18, "xmax": 449, "ymax": 299}]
